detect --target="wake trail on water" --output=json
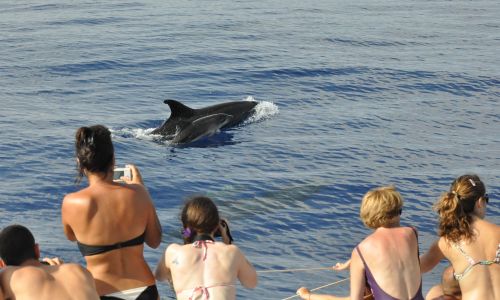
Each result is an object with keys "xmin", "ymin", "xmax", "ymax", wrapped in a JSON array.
[{"xmin": 111, "ymin": 96, "xmax": 279, "ymax": 142}]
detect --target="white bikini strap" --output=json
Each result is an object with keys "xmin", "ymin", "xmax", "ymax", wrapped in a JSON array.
[{"xmin": 452, "ymin": 242, "xmax": 476, "ymax": 265}]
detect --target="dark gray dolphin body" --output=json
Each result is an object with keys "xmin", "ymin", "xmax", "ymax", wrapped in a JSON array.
[
  {"xmin": 152, "ymin": 99, "xmax": 258, "ymax": 143},
  {"xmin": 171, "ymin": 113, "xmax": 233, "ymax": 144}
]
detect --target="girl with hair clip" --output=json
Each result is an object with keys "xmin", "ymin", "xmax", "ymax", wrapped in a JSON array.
[
  {"xmin": 297, "ymin": 186, "xmax": 424, "ymax": 300},
  {"xmin": 420, "ymin": 174, "xmax": 499, "ymax": 300},
  {"xmin": 62, "ymin": 125, "xmax": 162, "ymax": 300},
  {"xmin": 155, "ymin": 196, "xmax": 257, "ymax": 300}
]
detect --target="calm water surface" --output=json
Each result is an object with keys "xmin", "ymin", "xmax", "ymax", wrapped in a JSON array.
[{"xmin": 0, "ymin": 0, "xmax": 499, "ymax": 299}]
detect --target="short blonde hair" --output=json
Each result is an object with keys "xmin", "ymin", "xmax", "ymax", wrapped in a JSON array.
[{"xmin": 360, "ymin": 186, "xmax": 403, "ymax": 229}]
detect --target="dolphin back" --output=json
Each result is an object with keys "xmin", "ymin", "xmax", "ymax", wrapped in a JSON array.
[
  {"xmin": 165, "ymin": 99, "xmax": 196, "ymax": 119},
  {"xmin": 152, "ymin": 99, "xmax": 258, "ymax": 142},
  {"xmin": 151, "ymin": 99, "xmax": 196, "ymax": 135}
]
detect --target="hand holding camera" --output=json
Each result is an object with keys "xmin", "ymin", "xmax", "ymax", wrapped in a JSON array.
[
  {"xmin": 113, "ymin": 167, "xmax": 132, "ymax": 182},
  {"xmin": 113, "ymin": 164, "xmax": 144, "ymax": 185},
  {"xmin": 217, "ymin": 219, "xmax": 233, "ymax": 245}
]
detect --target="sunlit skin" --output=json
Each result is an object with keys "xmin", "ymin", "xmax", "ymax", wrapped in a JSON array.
[
  {"xmin": 62, "ymin": 164, "xmax": 162, "ymax": 296},
  {"xmin": 0, "ymin": 245, "xmax": 99, "ymax": 300}
]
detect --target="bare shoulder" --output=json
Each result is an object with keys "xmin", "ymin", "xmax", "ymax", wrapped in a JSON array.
[
  {"xmin": 125, "ymin": 183, "xmax": 148, "ymax": 194},
  {"xmin": 437, "ymin": 236, "xmax": 453, "ymax": 253},
  {"xmin": 8, "ymin": 266, "xmax": 47, "ymax": 286},
  {"xmin": 404, "ymin": 226, "xmax": 418, "ymax": 234},
  {"xmin": 62, "ymin": 189, "xmax": 92, "ymax": 209},
  {"xmin": 165, "ymin": 243, "xmax": 183, "ymax": 256},
  {"xmin": 218, "ymin": 243, "xmax": 243, "ymax": 258},
  {"xmin": 482, "ymin": 220, "xmax": 500, "ymax": 239},
  {"xmin": 224, "ymin": 243, "xmax": 240, "ymax": 252},
  {"xmin": 358, "ymin": 232, "xmax": 376, "ymax": 248},
  {"xmin": 483, "ymin": 219, "xmax": 500, "ymax": 230},
  {"xmin": 124, "ymin": 183, "xmax": 154, "ymax": 206},
  {"xmin": 0, "ymin": 267, "xmax": 44, "ymax": 297},
  {"xmin": 61, "ymin": 194, "xmax": 90, "ymax": 225}
]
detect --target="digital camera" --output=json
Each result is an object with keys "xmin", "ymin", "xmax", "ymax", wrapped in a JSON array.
[{"xmin": 113, "ymin": 167, "xmax": 132, "ymax": 182}]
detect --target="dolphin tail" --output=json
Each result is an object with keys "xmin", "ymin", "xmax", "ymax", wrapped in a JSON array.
[{"xmin": 164, "ymin": 99, "xmax": 195, "ymax": 119}]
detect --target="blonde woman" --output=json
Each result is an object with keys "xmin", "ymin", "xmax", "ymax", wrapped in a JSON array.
[
  {"xmin": 297, "ymin": 186, "xmax": 424, "ymax": 300},
  {"xmin": 420, "ymin": 174, "xmax": 499, "ymax": 300}
]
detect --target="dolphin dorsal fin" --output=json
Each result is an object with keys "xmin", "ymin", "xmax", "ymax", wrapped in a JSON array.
[{"xmin": 164, "ymin": 99, "xmax": 195, "ymax": 119}]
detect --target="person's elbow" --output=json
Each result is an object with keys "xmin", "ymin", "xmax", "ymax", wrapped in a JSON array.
[
  {"xmin": 241, "ymin": 273, "xmax": 258, "ymax": 289},
  {"xmin": 146, "ymin": 235, "xmax": 162, "ymax": 249},
  {"xmin": 145, "ymin": 222, "xmax": 162, "ymax": 248},
  {"xmin": 419, "ymin": 251, "xmax": 440, "ymax": 274}
]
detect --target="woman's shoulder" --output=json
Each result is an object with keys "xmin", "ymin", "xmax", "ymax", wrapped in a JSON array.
[
  {"xmin": 476, "ymin": 219, "xmax": 500, "ymax": 240},
  {"xmin": 477, "ymin": 218, "xmax": 500, "ymax": 230},
  {"xmin": 214, "ymin": 242, "xmax": 240, "ymax": 253},
  {"xmin": 62, "ymin": 188, "xmax": 94, "ymax": 209},
  {"xmin": 361, "ymin": 227, "xmax": 415, "ymax": 246},
  {"xmin": 118, "ymin": 183, "xmax": 152, "ymax": 203},
  {"xmin": 165, "ymin": 243, "xmax": 185, "ymax": 254}
]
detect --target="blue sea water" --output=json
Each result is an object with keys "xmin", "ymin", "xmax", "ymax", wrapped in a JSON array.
[{"xmin": 0, "ymin": 0, "xmax": 499, "ymax": 299}]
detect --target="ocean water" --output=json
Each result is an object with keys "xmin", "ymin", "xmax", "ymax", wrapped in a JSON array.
[{"xmin": 0, "ymin": 0, "xmax": 499, "ymax": 299}]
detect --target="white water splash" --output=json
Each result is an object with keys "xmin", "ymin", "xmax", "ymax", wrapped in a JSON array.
[
  {"xmin": 110, "ymin": 127, "xmax": 159, "ymax": 141},
  {"xmin": 243, "ymin": 96, "xmax": 279, "ymax": 124}
]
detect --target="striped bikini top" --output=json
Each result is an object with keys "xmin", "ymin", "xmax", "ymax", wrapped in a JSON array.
[{"xmin": 453, "ymin": 242, "xmax": 500, "ymax": 281}]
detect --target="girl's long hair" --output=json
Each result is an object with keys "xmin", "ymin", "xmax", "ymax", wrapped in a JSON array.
[{"xmin": 434, "ymin": 174, "xmax": 486, "ymax": 243}]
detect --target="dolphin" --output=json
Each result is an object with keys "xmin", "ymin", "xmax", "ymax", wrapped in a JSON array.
[
  {"xmin": 171, "ymin": 113, "xmax": 233, "ymax": 144},
  {"xmin": 152, "ymin": 99, "xmax": 258, "ymax": 143}
]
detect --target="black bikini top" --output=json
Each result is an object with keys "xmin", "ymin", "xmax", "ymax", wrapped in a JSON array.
[{"xmin": 77, "ymin": 232, "xmax": 145, "ymax": 257}]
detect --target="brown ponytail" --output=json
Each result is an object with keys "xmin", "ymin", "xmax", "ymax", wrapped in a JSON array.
[
  {"xmin": 434, "ymin": 174, "xmax": 486, "ymax": 243},
  {"xmin": 180, "ymin": 196, "xmax": 220, "ymax": 244}
]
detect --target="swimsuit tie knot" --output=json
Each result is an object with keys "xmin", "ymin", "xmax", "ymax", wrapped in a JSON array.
[{"xmin": 188, "ymin": 286, "xmax": 210, "ymax": 300}]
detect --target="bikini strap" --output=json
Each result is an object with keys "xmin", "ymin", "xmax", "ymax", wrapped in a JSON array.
[
  {"xmin": 355, "ymin": 246, "xmax": 368, "ymax": 265},
  {"xmin": 409, "ymin": 226, "xmax": 420, "ymax": 258},
  {"xmin": 188, "ymin": 286, "xmax": 210, "ymax": 300},
  {"xmin": 410, "ymin": 226, "xmax": 418, "ymax": 239},
  {"xmin": 452, "ymin": 242, "xmax": 477, "ymax": 281},
  {"xmin": 185, "ymin": 283, "xmax": 236, "ymax": 300},
  {"xmin": 452, "ymin": 242, "xmax": 476, "ymax": 265},
  {"xmin": 192, "ymin": 240, "xmax": 214, "ymax": 261}
]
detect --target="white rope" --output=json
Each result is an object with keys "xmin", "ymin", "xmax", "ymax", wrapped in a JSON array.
[
  {"xmin": 281, "ymin": 278, "xmax": 349, "ymax": 300},
  {"xmin": 258, "ymin": 267, "xmax": 332, "ymax": 273}
]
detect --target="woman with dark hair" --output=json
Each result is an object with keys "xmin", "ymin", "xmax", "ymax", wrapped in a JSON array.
[
  {"xmin": 421, "ymin": 174, "xmax": 499, "ymax": 300},
  {"xmin": 155, "ymin": 196, "xmax": 257, "ymax": 300},
  {"xmin": 62, "ymin": 125, "xmax": 162, "ymax": 300}
]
